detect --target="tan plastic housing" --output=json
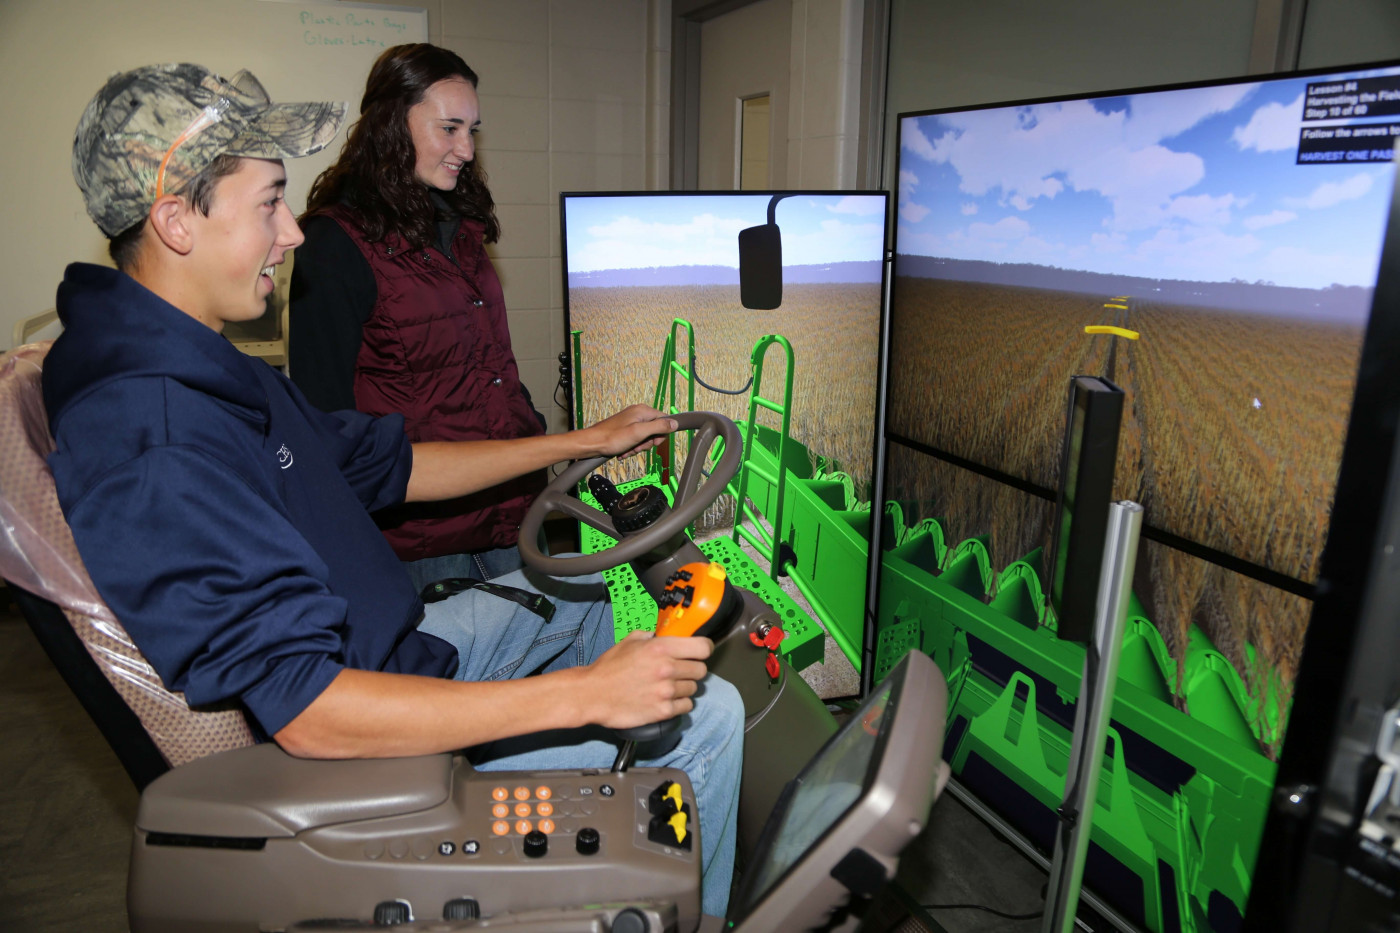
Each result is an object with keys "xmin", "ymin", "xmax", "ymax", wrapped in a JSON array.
[{"xmin": 129, "ymin": 745, "xmax": 700, "ymax": 932}]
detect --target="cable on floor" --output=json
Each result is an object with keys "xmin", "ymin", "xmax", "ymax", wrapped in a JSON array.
[{"xmin": 920, "ymin": 902, "xmax": 1043, "ymax": 921}]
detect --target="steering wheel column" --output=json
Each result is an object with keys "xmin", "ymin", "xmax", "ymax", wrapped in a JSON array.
[{"xmin": 584, "ymin": 475, "xmax": 711, "ymax": 598}]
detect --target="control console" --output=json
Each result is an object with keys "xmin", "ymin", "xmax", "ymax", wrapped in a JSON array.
[{"xmin": 128, "ymin": 751, "xmax": 700, "ymax": 932}]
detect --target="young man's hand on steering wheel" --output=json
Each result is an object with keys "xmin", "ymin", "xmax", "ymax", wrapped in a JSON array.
[
  {"xmin": 579, "ymin": 404, "xmax": 679, "ymax": 458},
  {"xmin": 403, "ymin": 404, "xmax": 675, "ymax": 503}
]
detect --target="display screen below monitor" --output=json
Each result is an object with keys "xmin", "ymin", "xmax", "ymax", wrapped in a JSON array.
[{"xmin": 726, "ymin": 651, "xmax": 945, "ymax": 931}]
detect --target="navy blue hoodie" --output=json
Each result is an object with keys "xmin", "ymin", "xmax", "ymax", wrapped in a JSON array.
[{"xmin": 44, "ymin": 263, "xmax": 457, "ymax": 736}]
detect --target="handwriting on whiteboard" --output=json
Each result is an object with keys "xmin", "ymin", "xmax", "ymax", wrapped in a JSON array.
[{"xmin": 299, "ymin": 8, "xmax": 411, "ymax": 49}]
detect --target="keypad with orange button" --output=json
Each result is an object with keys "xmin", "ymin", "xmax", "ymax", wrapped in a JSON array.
[{"xmin": 487, "ymin": 785, "xmax": 565, "ymax": 839}]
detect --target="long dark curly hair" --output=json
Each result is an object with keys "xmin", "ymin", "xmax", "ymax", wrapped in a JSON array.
[{"xmin": 303, "ymin": 43, "xmax": 499, "ymax": 247}]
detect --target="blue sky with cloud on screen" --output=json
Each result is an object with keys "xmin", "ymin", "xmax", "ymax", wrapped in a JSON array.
[
  {"xmin": 897, "ymin": 66, "xmax": 1400, "ymax": 289},
  {"xmin": 564, "ymin": 194, "xmax": 887, "ymax": 272}
]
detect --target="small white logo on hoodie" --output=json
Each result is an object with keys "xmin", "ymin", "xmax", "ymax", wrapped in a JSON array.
[{"xmin": 276, "ymin": 444, "xmax": 294, "ymax": 470}]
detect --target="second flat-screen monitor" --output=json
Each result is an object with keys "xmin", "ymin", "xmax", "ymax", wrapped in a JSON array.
[
  {"xmin": 562, "ymin": 191, "xmax": 888, "ymax": 669},
  {"xmin": 561, "ymin": 190, "xmax": 887, "ymax": 530},
  {"xmin": 881, "ymin": 57, "xmax": 1400, "ymax": 932}
]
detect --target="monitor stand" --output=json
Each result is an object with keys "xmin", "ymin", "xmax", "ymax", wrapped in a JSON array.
[{"xmin": 1042, "ymin": 500, "xmax": 1143, "ymax": 933}]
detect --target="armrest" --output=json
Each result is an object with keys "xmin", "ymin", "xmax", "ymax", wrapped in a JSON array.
[{"xmin": 135, "ymin": 743, "xmax": 455, "ymax": 838}]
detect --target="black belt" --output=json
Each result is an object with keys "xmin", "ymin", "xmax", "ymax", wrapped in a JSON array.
[{"xmin": 420, "ymin": 578, "xmax": 556, "ymax": 623}]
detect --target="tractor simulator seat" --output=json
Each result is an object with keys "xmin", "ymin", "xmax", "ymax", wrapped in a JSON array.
[
  {"xmin": 0, "ymin": 341, "xmax": 256, "ymax": 787},
  {"xmin": 0, "ymin": 341, "xmax": 952, "ymax": 933}
]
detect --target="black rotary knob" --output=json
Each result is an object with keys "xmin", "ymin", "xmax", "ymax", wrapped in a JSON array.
[
  {"xmin": 372, "ymin": 900, "xmax": 410, "ymax": 925},
  {"xmin": 443, "ymin": 897, "xmax": 480, "ymax": 920},
  {"xmin": 611, "ymin": 906, "xmax": 649, "ymax": 933},
  {"xmin": 523, "ymin": 829, "xmax": 548, "ymax": 858},
  {"xmin": 576, "ymin": 826, "xmax": 600, "ymax": 855},
  {"xmin": 611, "ymin": 485, "xmax": 668, "ymax": 533}
]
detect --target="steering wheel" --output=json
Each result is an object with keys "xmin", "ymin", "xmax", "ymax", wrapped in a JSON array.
[{"xmin": 519, "ymin": 411, "xmax": 743, "ymax": 576}]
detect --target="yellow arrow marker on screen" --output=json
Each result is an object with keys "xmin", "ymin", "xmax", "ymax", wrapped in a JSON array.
[{"xmin": 1085, "ymin": 325, "xmax": 1139, "ymax": 339}]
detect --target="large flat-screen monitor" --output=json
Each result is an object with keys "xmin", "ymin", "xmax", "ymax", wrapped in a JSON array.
[
  {"xmin": 879, "ymin": 60, "xmax": 1400, "ymax": 932},
  {"xmin": 561, "ymin": 192, "xmax": 886, "ymax": 498},
  {"xmin": 561, "ymin": 191, "xmax": 888, "ymax": 670}
]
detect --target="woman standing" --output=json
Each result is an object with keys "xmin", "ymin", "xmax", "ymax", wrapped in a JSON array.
[{"xmin": 291, "ymin": 44, "xmax": 546, "ymax": 593}]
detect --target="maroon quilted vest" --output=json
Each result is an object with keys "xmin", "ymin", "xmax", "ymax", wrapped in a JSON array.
[{"xmin": 324, "ymin": 207, "xmax": 545, "ymax": 561}]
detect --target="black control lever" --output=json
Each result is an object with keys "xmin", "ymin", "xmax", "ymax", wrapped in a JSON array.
[{"xmin": 588, "ymin": 473, "xmax": 623, "ymax": 513}]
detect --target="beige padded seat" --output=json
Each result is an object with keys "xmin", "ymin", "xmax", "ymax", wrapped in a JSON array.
[{"xmin": 0, "ymin": 341, "xmax": 255, "ymax": 768}]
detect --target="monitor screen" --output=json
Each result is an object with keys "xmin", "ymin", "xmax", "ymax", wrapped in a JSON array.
[
  {"xmin": 561, "ymin": 191, "xmax": 888, "ymax": 669},
  {"xmin": 878, "ymin": 59, "xmax": 1400, "ymax": 931},
  {"xmin": 562, "ymin": 192, "xmax": 886, "ymax": 510},
  {"xmin": 730, "ymin": 676, "xmax": 893, "ymax": 919},
  {"xmin": 887, "ymin": 60, "xmax": 1400, "ymax": 739}
]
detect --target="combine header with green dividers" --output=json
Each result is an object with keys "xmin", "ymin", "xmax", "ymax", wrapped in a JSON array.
[{"xmin": 875, "ymin": 502, "xmax": 1284, "ymax": 933}]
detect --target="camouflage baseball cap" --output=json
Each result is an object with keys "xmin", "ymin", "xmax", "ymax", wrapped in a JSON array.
[{"xmin": 73, "ymin": 63, "xmax": 347, "ymax": 236}]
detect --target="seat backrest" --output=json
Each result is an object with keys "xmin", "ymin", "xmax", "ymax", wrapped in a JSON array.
[
  {"xmin": 0, "ymin": 341, "xmax": 255, "ymax": 786},
  {"xmin": 13, "ymin": 307, "xmax": 59, "ymax": 347}
]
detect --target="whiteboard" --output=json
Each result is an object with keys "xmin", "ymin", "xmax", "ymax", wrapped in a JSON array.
[{"xmin": 0, "ymin": 0, "xmax": 427, "ymax": 346}]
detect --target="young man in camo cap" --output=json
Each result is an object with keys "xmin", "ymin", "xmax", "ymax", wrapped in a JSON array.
[{"xmin": 43, "ymin": 63, "xmax": 741, "ymax": 916}]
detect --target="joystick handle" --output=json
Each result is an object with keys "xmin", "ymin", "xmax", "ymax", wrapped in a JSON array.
[{"xmin": 613, "ymin": 563, "xmax": 739, "ymax": 770}]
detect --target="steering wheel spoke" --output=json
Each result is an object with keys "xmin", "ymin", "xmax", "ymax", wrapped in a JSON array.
[
  {"xmin": 549, "ymin": 493, "xmax": 620, "ymax": 539},
  {"xmin": 673, "ymin": 420, "xmax": 719, "ymax": 509}
]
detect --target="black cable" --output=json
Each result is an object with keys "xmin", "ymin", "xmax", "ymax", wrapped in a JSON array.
[
  {"xmin": 554, "ymin": 350, "xmax": 573, "ymax": 413},
  {"xmin": 694, "ymin": 368, "xmax": 752, "ymax": 395},
  {"xmin": 920, "ymin": 902, "xmax": 1043, "ymax": 921},
  {"xmin": 689, "ymin": 349, "xmax": 752, "ymax": 396}
]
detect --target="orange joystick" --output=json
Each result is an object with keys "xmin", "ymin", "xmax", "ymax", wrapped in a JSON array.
[
  {"xmin": 612, "ymin": 561, "xmax": 745, "ymax": 759},
  {"xmin": 655, "ymin": 562, "xmax": 742, "ymax": 639}
]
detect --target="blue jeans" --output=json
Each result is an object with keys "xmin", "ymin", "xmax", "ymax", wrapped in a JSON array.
[
  {"xmin": 403, "ymin": 545, "xmax": 524, "ymax": 595},
  {"xmin": 418, "ymin": 564, "xmax": 742, "ymax": 918}
]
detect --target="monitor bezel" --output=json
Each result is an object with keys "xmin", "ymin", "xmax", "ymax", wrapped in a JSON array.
[
  {"xmin": 726, "ymin": 650, "xmax": 948, "ymax": 931},
  {"xmin": 559, "ymin": 188, "xmax": 893, "ymax": 692}
]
